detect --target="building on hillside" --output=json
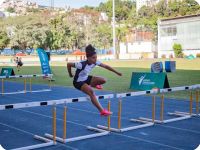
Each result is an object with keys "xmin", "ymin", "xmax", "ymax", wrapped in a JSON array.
[
  {"xmin": 0, "ymin": 0, "xmax": 38, "ymax": 15},
  {"xmin": 0, "ymin": 10, "xmax": 5, "ymax": 17},
  {"xmin": 158, "ymin": 14, "xmax": 200, "ymax": 58},
  {"xmin": 136, "ymin": 0, "xmax": 200, "ymax": 12},
  {"xmin": 136, "ymin": 0, "xmax": 159, "ymax": 11},
  {"xmin": 70, "ymin": 8, "xmax": 108, "ymax": 25},
  {"xmin": 119, "ymin": 29, "xmax": 156, "ymax": 59}
]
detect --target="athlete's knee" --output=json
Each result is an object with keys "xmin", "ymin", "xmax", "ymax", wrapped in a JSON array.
[{"xmin": 101, "ymin": 78, "xmax": 106, "ymax": 84}]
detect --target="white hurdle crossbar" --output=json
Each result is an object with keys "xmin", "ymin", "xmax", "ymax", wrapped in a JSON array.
[
  {"xmin": 0, "ymin": 74, "xmax": 53, "ymax": 95},
  {"xmin": 0, "ymin": 74, "xmax": 53, "ymax": 79},
  {"xmin": 0, "ymin": 94, "xmax": 114, "ymax": 110},
  {"xmin": 97, "ymin": 89, "xmax": 158, "ymax": 132}
]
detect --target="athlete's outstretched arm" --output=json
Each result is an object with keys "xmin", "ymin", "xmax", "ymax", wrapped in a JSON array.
[
  {"xmin": 99, "ymin": 63, "xmax": 122, "ymax": 76},
  {"xmin": 67, "ymin": 62, "xmax": 75, "ymax": 78}
]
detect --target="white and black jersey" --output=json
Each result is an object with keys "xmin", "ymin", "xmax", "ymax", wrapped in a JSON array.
[{"xmin": 73, "ymin": 60, "xmax": 101, "ymax": 82}]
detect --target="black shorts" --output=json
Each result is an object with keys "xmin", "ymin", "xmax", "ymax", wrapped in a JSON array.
[
  {"xmin": 17, "ymin": 62, "xmax": 23, "ymax": 66},
  {"xmin": 73, "ymin": 76, "xmax": 93, "ymax": 90}
]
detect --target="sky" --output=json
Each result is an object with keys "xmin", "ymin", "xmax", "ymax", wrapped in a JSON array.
[{"xmin": 29, "ymin": 0, "xmax": 107, "ymax": 8}]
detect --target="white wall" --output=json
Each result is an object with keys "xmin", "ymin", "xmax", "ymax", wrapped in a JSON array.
[
  {"xmin": 120, "ymin": 41, "xmax": 154, "ymax": 54},
  {"xmin": 119, "ymin": 53, "xmax": 142, "ymax": 59}
]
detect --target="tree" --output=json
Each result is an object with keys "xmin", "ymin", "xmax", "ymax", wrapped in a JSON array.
[
  {"xmin": 10, "ymin": 25, "xmax": 33, "ymax": 51},
  {"xmin": 0, "ymin": 0, "xmax": 200, "ymax": 56},
  {"xmin": 0, "ymin": 30, "xmax": 10, "ymax": 51},
  {"xmin": 95, "ymin": 23, "xmax": 112, "ymax": 49},
  {"xmin": 49, "ymin": 16, "xmax": 71, "ymax": 50},
  {"xmin": 116, "ymin": 25, "xmax": 129, "ymax": 57},
  {"xmin": 97, "ymin": 0, "xmax": 135, "ymax": 22},
  {"xmin": 173, "ymin": 43, "xmax": 183, "ymax": 58},
  {"xmin": 6, "ymin": 7, "xmax": 15, "ymax": 13},
  {"xmin": 155, "ymin": 0, "xmax": 167, "ymax": 16},
  {"xmin": 31, "ymin": 26, "xmax": 53, "ymax": 50},
  {"xmin": 9, "ymin": 24, "xmax": 51, "ymax": 51},
  {"xmin": 138, "ymin": 6, "xmax": 153, "ymax": 17}
]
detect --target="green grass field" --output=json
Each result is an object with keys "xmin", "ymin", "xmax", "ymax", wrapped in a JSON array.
[{"xmin": 1, "ymin": 59, "xmax": 200, "ymax": 99}]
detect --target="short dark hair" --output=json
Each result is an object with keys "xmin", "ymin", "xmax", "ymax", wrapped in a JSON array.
[{"xmin": 85, "ymin": 44, "xmax": 96, "ymax": 57}]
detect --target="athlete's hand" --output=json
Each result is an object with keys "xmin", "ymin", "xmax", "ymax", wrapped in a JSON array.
[
  {"xmin": 69, "ymin": 74, "xmax": 74, "ymax": 78},
  {"xmin": 117, "ymin": 72, "xmax": 122, "ymax": 76}
]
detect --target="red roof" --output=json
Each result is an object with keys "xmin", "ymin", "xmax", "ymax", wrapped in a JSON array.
[
  {"xmin": 16, "ymin": 52, "xmax": 26, "ymax": 56},
  {"xmin": 72, "ymin": 50, "xmax": 86, "ymax": 55}
]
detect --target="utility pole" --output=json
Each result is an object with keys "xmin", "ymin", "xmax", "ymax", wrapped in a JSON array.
[
  {"xmin": 51, "ymin": 0, "xmax": 54, "ymax": 10},
  {"xmin": 112, "ymin": 0, "xmax": 116, "ymax": 59}
]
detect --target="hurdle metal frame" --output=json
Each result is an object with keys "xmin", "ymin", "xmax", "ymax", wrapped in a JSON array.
[
  {"xmin": 172, "ymin": 89, "xmax": 200, "ymax": 117},
  {"xmin": 44, "ymin": 95, "xmax": 112, "ymax": 143},
  {"xmin": 97, "ymin": 89, "xmax": 158, "ymax": 132},
  {"xmin": 45, "ymin": 127, "xmax": 110, "ymax": 143},
  {"xmin": 0, "ymin": 74, "xmax": 53, "ymax": 95},
  {"xmin": 139, "ymin": 85, "xmax": 200, "ymax": 124},
  {"xmin": 11, "ymin": 136, "xmax": 55, "ymax": 150},
  {"xmin": 0, "ymin": 94, "xmax": 113, "ymax": 149}
]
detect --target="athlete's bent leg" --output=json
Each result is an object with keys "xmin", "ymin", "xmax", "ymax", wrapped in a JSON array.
[
  {"xmin": 90, "ymin": 76, "xmax": 106, "ymax": 88},
  {"xmin": 81, "ymin": 83, "xmax": 103, "ymax": 112},
  {"xmin": 80, "ymin": 83, "xmax": 112, "ymax": 116}
]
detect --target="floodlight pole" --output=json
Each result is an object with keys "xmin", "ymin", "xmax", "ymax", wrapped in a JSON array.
[
  {"xmin": 51, "ymin": 0, "xmax": 54, "ymax": 10},
  {"xmin": 112, "ymin": 0, "xmax": 116, "ymax": 59}
]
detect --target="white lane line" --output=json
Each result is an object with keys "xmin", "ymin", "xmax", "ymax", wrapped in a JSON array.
[
  {"xmin": 113, "ymin": 133, "xmax": 185, "ymax": 150},
  {"xmin": 157, "ymin": 124, "xmax": 200, "ymax": 134},
  {"xmin": 0, "ymin": 122, "xmax": 78, "ymax": 150}
]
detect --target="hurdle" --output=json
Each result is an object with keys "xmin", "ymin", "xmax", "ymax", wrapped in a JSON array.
[
  {"xmin": 44, "ymin": 97, "xmax": 112, "ymax": 143},
  {"xmin": 10, "ymin": 106, "xmax": 57, "ymax": 150},
  {"xmin": 140, "ymin": 85, "xmax": 200, "ymax": 124},
  {"xmin": 167, "ymin": 85, "xmax": 200, "ymax": 117},
  {"xmin": 0, "ymin": 74, "xmax": 53, "ymax": 95},
  {"xmin": 196, "ymin": 90, "xmax": 199, "ymax": 115},
  {"xmin": 0, "ymin": 94, "xmax": 113, "ymax": 149},
  {"xmin": 97, "ymin": 89, "xmax": 158, "ymax": 132},
  {"xmin": 9, "ymin": 104, "xmax": 57, "ymax": 150}
]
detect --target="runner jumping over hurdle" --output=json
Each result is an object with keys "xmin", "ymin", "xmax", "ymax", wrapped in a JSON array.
[{"xmin": 67, "ymin": 44, "xmax": 122, "ymax": 116}]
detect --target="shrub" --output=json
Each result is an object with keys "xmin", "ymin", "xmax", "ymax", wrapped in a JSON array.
[
  {"xmin": 196, "ymin": 53, "xmax": 200, "ymax": 58},
  {"xmin": 173, "ymin": 43, "xmax": 183, "ymax": 58}
]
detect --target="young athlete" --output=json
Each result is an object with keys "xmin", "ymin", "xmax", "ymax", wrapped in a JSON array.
[
  {"xmin": 15, "ymin": 57, "xmax": 23, "ymax": 71},
  {"xmin": 67, "ymin": 44, "xmax": 122, "ymax": 116}
]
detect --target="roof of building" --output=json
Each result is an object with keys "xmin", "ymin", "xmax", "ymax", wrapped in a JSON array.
[
  {"xmin": 158, "ymin": 14, "xmax": 200, "ymax": 25},
  {"xmin": 71, "ymin": 8, "xmax": 100, "ymax": 17},
  {"xmin": 160, "ymin": 13, "xmax": 200, "ymax": 22}
]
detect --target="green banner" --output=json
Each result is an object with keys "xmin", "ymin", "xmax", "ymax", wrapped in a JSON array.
[
  {"xmin": 0, "ymin": 68, "xmax": 15, "ymax": 76},
  {"xmin": 130, "ymin": 72, "xmax": 170, "ymax": 90}
]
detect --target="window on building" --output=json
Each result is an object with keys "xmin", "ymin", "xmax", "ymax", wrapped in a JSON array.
[{"xmin": 160, "ymin": 26, "xmax": 177, "ymax": 37}]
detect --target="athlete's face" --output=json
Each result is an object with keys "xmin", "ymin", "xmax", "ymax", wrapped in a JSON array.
[{"xmin": 87, "ymin": 54, "xmax": 97, "ymax": 64}]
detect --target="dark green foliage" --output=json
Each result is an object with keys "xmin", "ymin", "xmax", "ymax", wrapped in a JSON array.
[
  {"xmin": 6, "ymin": 7, "xmax": 15, "ymax": 13},
  {"xmin": 0, "ymin": 30, "xmax": 9, "ymax": 50}
]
